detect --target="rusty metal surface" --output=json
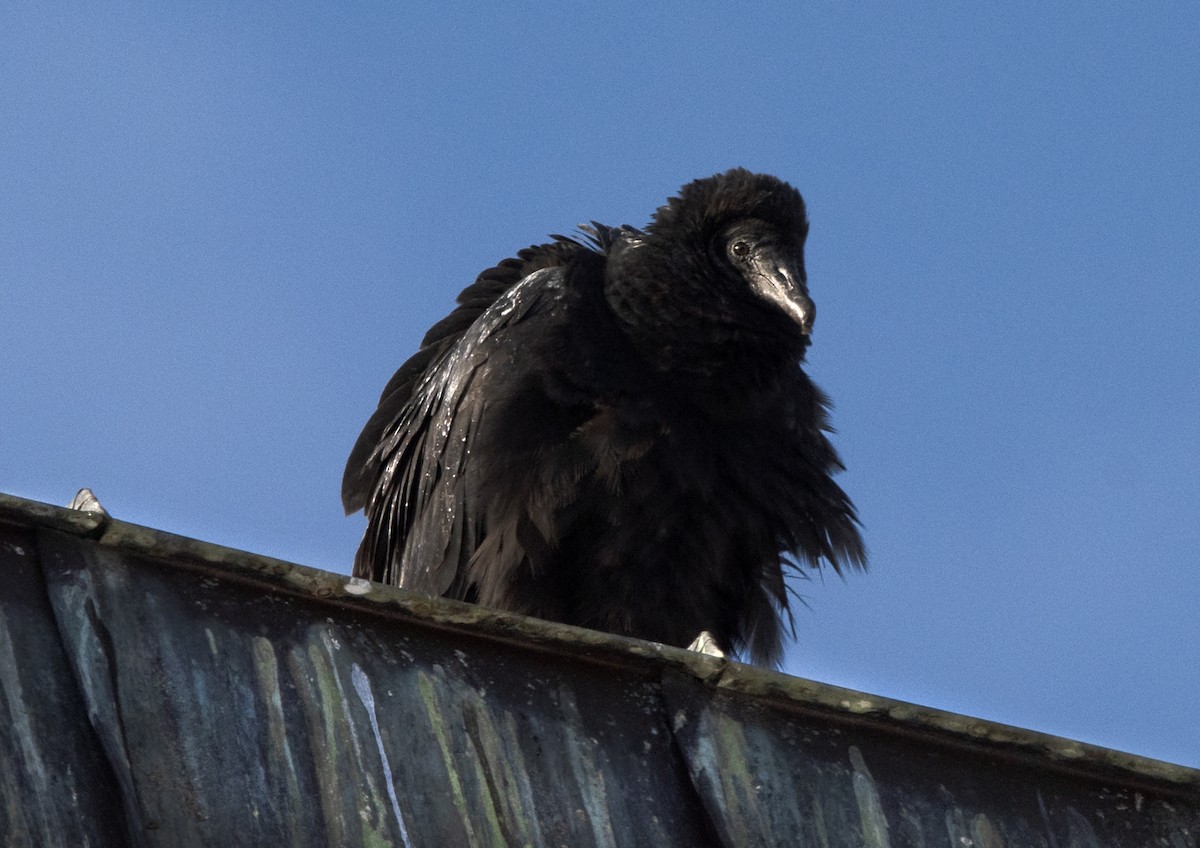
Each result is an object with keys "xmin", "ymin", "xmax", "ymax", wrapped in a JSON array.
[{"xmin": 1, "ymin": 491, "xmax": 1198, "ymax": 847}]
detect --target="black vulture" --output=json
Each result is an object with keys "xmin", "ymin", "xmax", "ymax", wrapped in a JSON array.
[{"xmin": 342, "ymin": 169, "xmax": 865, "ymax": 665}]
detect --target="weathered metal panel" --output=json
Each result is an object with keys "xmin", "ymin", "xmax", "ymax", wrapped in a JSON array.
[
  {"xmin": 0, "ymin": 523, "xmax": 127, "ymax": 848},
  {"xmin": 36, "ymin": 528, "xmax": 714, "ymax": 848},
  {"xmin": 663, "ymin": 670, "xmax": 1194, "ymax": 847},
  {"xmin": 1, "ymin": 492, "xmax": 1198, "ymax": 847}
]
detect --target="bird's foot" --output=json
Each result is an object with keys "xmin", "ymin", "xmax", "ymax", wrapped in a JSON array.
[
  {"xmin": 68, "ymin": 488, "xmax": 109, "ymax": 517},
  {"xmin": 687, "ymin": 630, "xmax": 726, "ymax": 659}
]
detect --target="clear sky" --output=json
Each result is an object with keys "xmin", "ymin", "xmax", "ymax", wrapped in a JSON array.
[{"xmin": 3, "ymin": 5, "xmax": 1197, "ymax": 768}]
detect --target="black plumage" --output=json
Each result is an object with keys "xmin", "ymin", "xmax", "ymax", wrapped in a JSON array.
[{"xmin": 342, "ymin": 169, "xmax": 864, "ymax": 665}]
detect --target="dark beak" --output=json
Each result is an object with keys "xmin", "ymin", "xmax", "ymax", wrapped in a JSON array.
[{"xmin": 749, "ymin": 255, "xmax": 815, "ymax": 335}]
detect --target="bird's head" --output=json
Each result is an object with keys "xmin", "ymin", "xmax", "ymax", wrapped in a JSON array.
[
  {"xmin": 710, "ymin": 209, "xmax": 814, "ymax": 336},
  {"xmin": 607, "ymin": 169, "xmax": 815, "ymax": 366}
]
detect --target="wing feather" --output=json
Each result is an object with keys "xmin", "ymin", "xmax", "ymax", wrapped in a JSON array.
[
  {"xmin": 342, "ymin": 239, "xmax": 584, "ymax": 513},
  {"xmin": 352, "ymin": 266, "xmax": 568, "ymax": 591}
]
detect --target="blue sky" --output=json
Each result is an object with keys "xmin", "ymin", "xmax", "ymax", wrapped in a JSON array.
[{"xmin": 3, "ymin": 5, "xmax": 1197, "ymax": 768}]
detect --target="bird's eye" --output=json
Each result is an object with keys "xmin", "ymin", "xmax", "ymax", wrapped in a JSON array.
[{"xmin": 730, "ymin": 239, "xmax": 751, "ymax": 258}]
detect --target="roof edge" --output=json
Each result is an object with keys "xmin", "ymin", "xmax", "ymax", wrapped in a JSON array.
[{"xmin": 3, "ymin": 490, "xmax": 1196, "ymax": 794}]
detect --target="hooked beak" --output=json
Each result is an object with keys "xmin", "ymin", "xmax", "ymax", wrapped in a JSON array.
[{"xmin": 748, "ymin": 256, "xmax": 815, "ymax": 335}]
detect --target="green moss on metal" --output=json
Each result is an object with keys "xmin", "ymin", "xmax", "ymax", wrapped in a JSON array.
[
  {"xmin": 849, "ymin": 746, "xmax": 891, "ymax": 848},
  {"xmin": 457, "ymin": 696, "xmax": 539, "ymax": 847},
  {"xmin": 416, "ymin": 668, "xmax": 482, "ymax": 845},
  {"xmin": 250, "ymin": 638, "xmax": 302, "ymax": 800}
]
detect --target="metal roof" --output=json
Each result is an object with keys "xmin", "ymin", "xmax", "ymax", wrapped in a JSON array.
[{"xmin": 1, "ymin": 491, "xmax": 1196, "ymax": 847}]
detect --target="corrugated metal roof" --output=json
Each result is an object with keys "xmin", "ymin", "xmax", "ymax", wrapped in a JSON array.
[{"xmin": 1, "ymin": 491, "xmax": 1197, "ymax": 847}]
